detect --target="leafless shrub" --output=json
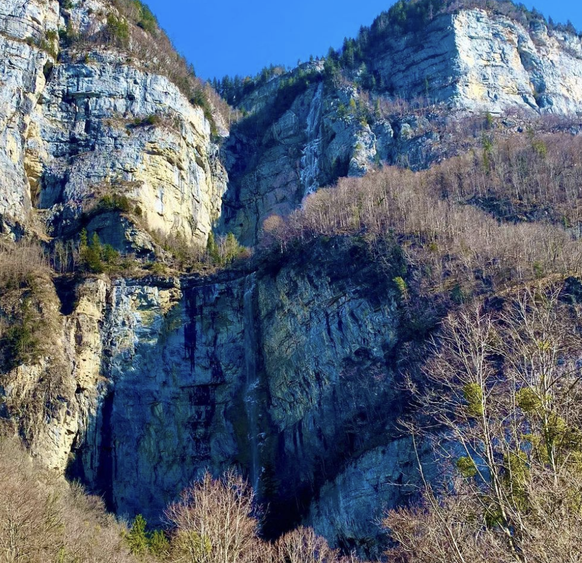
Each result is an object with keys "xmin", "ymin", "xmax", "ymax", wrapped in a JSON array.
[
  {"xmin": 0, "ymin": 241, "xmax": 49, "ymax": 289},
  {"xmin": 165, "ymin": 471, "xmax": 261, "ymax": 563},
  {"xmin": 261, "ymin": 162, "xmax": 582, "ymax": 295},
  {"xmin": 275, "ymin": 526, "xmax": 340, "ymax": 563},
  {"xmin": 0, "ymin": 437, "xmax": 137, "ymax": 563}
]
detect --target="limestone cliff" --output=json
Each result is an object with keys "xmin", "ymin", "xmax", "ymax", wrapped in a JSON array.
[
  {"xmin": 0, "ymin": 237, "xmax": 420, "ymax": 555},
  {"xmin": 374, "ymin": 9, "xmax": 582, "ymax": 114},
  {"xmin": 0, "ymin": 0, "xmax": 59, "ymax": 235},
  {"xmin": 68, "ymin": 238, "xmax": 414, "ymax": 547},
  {"xmin": 0, "ymin": 0, "xmax": 227, "ymax": 248}
]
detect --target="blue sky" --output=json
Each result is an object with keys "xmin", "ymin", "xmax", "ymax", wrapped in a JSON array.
[{"xmin": 144, "ymin": 1, "xmax": 582, "ymax": 80}]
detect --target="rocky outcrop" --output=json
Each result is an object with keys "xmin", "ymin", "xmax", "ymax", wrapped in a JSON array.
[
  {"xmin": 220, "ymin": 73, "xmax": 403, "ymax": 246},
  {"xmin": 36, "ymin": 51, "xmax": 227, "ymax": 248},
  {"xmin": 255, "ymin": 239, "xmax": 412, "ymax": 546},
  {"xmin": 0, "ymin": 0, "xmax": 59, "ymax": 236},
  {"xmin": 0, "ymin": 0, "xmax": 227, "ymax": 248},
  {"xmin": 307, "ymin": 440, "xmax": 434, "ymax": 556},
  {"xmin": 81, "ymin": 239, "xmax": 414, "ymax": 552},
  {"xmin": 374, "ymin": 9, "xmax": 582, "ymax": 114}
]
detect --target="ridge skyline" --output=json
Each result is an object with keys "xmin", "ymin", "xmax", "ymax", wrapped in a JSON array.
[{"xmin": 143, "ymin": 0, "xmax": 582, "ymax": 80}]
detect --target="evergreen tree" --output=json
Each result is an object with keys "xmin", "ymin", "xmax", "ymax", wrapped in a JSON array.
[{"xmin": 126, "ymin": 514, "xmax": 149, "ymax": 557}]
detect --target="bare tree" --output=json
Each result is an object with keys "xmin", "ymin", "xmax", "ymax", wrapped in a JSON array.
[
  {"xmin": 384, "ymin": 283, "xmax": 582, "ymax": 563},
  {"xmin": 0, "ymin": 437, "xmax": 137, "ymax": 563},
  {"xmin": 275, "ymin": 526, "xmax": 338, "ymax": 563},
  {"xmin": 165, "ymin": 471, "xmax": 261, "ymax": 563}
]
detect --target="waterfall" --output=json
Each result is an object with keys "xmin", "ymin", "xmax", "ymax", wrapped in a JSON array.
[
  {"xmin": 243, "ymin": 272, "xmax": 260, "ymax": 493},
  {"xmin": 300, "ymin": 83, "xmax": 324, "ymax": 197}
]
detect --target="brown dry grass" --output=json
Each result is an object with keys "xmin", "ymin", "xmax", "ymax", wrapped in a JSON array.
[{"xmin": 0, "ymin": 437, "xmax": 137, "ymax": 563}]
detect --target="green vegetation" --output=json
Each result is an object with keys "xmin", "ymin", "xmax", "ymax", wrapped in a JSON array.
[
  {"xmin": 393, "ymin": 276, "xmax": 409, "ymax": 300},
  {"xmin": 79, "ymin": 192, "xmax": 143, "ymax": 226},
  {"xmin": 272, "ymin": 68, "xmax": 322, "ymax": 117},
  {"xmin": 79, "ymin": 230, "xmax": 121, "ymax": 274},
  {"xmin": 233, "ymin": 67, "xmax": 322, "ymax": 138},
  {"xmin": 149, "ymin": 229, "xmax": 249, "ymax": 273},
  {"xmin": 131, "ymin": 0, "xmax": 157, "ymax": 34},
  {"xmin": 318, "ymin": 0, "xmax": 578, "ymax": 93},
  {"xmin": 0, "ymin": 243, "xmax": 52, "ymax": 373},
  {"xmin": 205, "ymin": 231, "xmax": 248, "ymax": 266},
  {"xmin": 213, "ymin": 0, "xmax": 576, "ymax": 105},
  {"xmin": 106, "ymin": 13, "xmax": 130, "ymax": 48},
  {"xmin": 125, "ymin": 514, "xmax": 169, "ymax": 558},
  {"xmin": 212, "ymin": 64, "xmax": 287, "ymax": 106},
  {"xmin": 96, "ymin": 193, "xmax": 133, "ymax": 213},
  {"xmin": 1, "ymin": 297, "xmax": 42, "ymax": 371}
]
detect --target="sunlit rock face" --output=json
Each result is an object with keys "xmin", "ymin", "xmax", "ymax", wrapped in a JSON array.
[
  {"xmin": 0, "ymin": 0, "xmax": 227, "ymax": 246},
  {"xmin": 0, "ymin": 0, "xmax": 60, "ymax": 235},
  {"xmin": 36, "ymin": 52, "xmax": 227, "ymax": 247},
  {"xmin": 374, "ymin": 9, "xmax": 582, "ymax": 114}
]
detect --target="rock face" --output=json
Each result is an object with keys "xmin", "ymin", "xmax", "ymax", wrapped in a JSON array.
[
  {"xmin": 0, "ymin": 0, "xmax": 227, "ymax": 247},
  {"xmin": 2, "ymin": 238, "xmax": 416, "ymax": 554},
  {"xmin": 0, "ymin": 0, "xmax": 59, "ymax": 235},
  {"xmin": 255, "ymin": 240, "xmax": 411, "ymax": 549},
  {"xmin": 220, "ymin": 72, "xmax": 399, "ymax": 246},
  {"xmin": 76, "ymin": 274, "xmax": 248, "ymax": 519},
  {"xmin": 62, "ymin": 240, "xmax": 410, "ymax": 550},
  {"xmin": 37, "ymin": 52, "xmax": 227, "ymax": 247},
  {"xmin": 374, "ymin": 9, "xmax": 582, "ymax": 114},
  {"xmin": 306, "ymin": 440, "xmax": 434, "ymax": 556}
]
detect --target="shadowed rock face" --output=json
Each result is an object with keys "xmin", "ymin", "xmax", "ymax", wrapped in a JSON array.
[{"xmin": 54, "ymin": 238, "xmax": 413, "ymax": 554}]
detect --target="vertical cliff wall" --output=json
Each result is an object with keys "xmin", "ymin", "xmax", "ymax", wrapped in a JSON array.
[
  {"xmin": 0, "ymin": 0, "xmax": 60, "ymax": 235},
  {"xmin": 0, "ymin": 0, "xmax": 227, "ymax": 248},
  {"xmin": 373, "ymin": 9, "xmax": 582, "ymax": 114},
  {"xmin": 0, "ymin": 238, "xmax": 418, "ymax": 554}
]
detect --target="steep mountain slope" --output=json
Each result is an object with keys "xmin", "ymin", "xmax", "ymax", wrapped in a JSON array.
[
  {"xmin": 220, "ymin": 5, "xmax": 582, "ymax": 245},
  {"xmin": 2, "ymin": 0, "xmax": 582, "ymax": 558}
]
